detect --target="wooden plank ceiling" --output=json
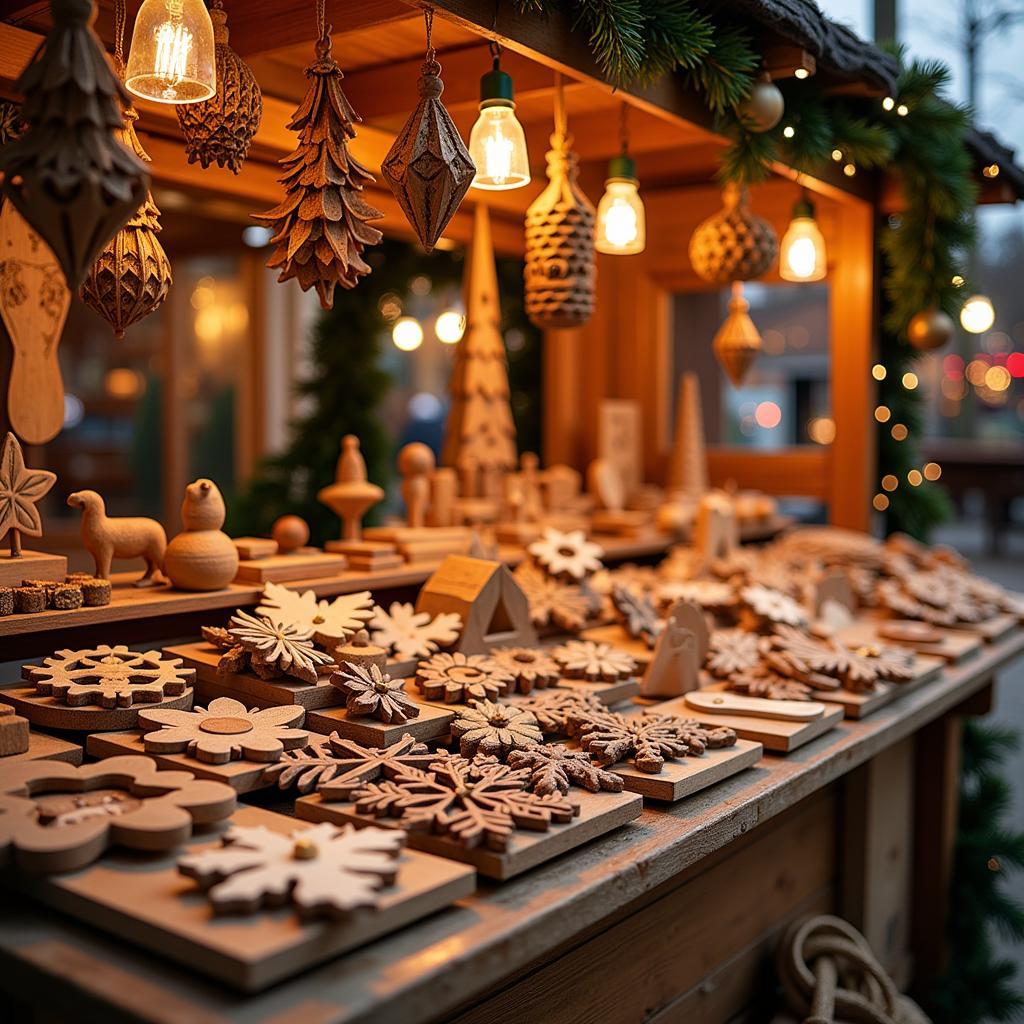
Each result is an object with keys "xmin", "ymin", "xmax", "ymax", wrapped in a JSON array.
[{"xmin": 0, "ymin": 0, "xmax": 754, "ymax": 254}]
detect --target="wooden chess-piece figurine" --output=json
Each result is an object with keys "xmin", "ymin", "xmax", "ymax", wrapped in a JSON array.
[
  {"xmin": 318, "ymin": 435, "xmax": 385, "ymax": 541},
  {"xmin": 693, "ymin": 491, "xmax": 739, "ymax": 566},
  {"xmin": 164, "ymin": 479, "xmax": 239, "ymax": 591},
  {"xmin": 272, "ymin": 514, "xmax": 309, "ymax": 553},
  {"xmin": 67, "ymin": 490, "xmax": 166, "ymax": 586},
  {"xmin": 520, "ymin": 452, "xmax": 543, "ymax": 522},
  {"xmin": 398, "ymin": 443, "xmax": 435, "ymax": 529}
]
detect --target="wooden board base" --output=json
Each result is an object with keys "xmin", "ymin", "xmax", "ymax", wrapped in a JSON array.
[
  {"xmin": 363, "ymin": 526, "xmax": 472, "ymax": 563},
  {"xmin": 841, "ymin": 618, "xmax": 981, "ymax": 664},
  {"xmin": 167, "ymin": 642, "xmax": 339, "ymax": 710},
  {"xmin": 234, "ymin": 550, "xmax": 347, "ymax": 583},
  {"xmin": 652, "ymin": 693, "xmax": 845, "ymax": 754},
  {"xmin": 590, "ymin": 510, "xmax": 654, "ymax": 538},
  {"xmin": 946, "ymin": 612, "xmax": 1018, "ymax": 644},
  {"xmin": 555, "ymin": 676, "xmax": 642, "ymax": 707},
  {"xmin": 86, "ymin": 730, "xmax": 334, "ymax": 793},
  {"xmin": 579, "ymin": 625, "xmax": 655, "ymax": 667},
  {"xmin": 324, "ymin": 540, "xmax": 404, "ymax": 571},
  {"xmin": 15, "ymin": 804, "xmax": 476, "ymax": 992},
  {"xmin": 594, "ymin": 736, "xmax": 763, "ymax": 801},
  {"xmin": 297, "ymin": 787, "xmax": 643, "ymax": 881},
  {"xmin": 0, "ymin": 549, "xmax": 68, "ymax": 587},
  {"xmin": 1, "ymin": 728, "xmax": 82, "ymax": 765},
  {"xmin": 494, "ymin": 522, "xmax": 542, "ymax": 545},
  {"xmin": 0, "ymin": 686, "xmax": 194, "ymax": 733},
  {"xmin": 305, "ymin": 701, "xmax": 454, "ymax": 746},
  {"xmin": 232, "ymin": 537, "xmax": 278, "ymax": 560}
]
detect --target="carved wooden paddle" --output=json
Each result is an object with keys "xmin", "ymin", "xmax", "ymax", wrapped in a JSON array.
[
  {"xmin": 0, "ymin": 201, "xmax": 70, "ymax": 444},
  {"xmin": 685, "ymin": 690, "xmax": 826, "ymax": 721}
]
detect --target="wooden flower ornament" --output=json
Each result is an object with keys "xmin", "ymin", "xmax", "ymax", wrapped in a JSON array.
[
  {"xmin": 0, "ymin": 432, "xmax": 57, "ymax": 557},
  {"xmin": 0, "ymin": 755, "xmax": 236, "ymax": 873},
  {"xmin": 0, "ymin": 0, "xmax": 149, "ymax": 290}
]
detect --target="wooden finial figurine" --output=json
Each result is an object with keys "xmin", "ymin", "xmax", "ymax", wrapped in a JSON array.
[
  {"xmin": 318, "ymin": 435, "xmax": 384, "ymax": 541},
  {"xmin": 398, "ymin": 443, "xmax": 435, "ymax": 529},
  {"xmin": 164, "ymin": 479, "xmax": 239, "ymax": 591},
  {"xmin": 67, "ymin": 490, "xmax": 166, "ymax": 586}
]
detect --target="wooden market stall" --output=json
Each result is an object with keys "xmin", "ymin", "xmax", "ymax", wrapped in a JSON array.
[{"xmin": 1, "ymin": 0, "xmax": 1023, "ymax": 1021}]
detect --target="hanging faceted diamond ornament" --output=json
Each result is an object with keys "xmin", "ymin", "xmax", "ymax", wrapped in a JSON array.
[
  {"xmin": 381, "ymin": 10, "xmax": 474, "ymax": 252},
  {"xmin": 176, "ymin": 0, "xmax": 263, "ymax": 174}
]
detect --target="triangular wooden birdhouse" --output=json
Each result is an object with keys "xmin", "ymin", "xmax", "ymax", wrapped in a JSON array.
[{"xmin": 416, "ymin": 555, "xmax": 537, "ymax": 653}]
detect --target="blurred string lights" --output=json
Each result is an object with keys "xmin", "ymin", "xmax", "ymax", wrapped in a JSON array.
[{"xmin": 376, "ymin": 287, "xmax": 465, "ymax": 352}]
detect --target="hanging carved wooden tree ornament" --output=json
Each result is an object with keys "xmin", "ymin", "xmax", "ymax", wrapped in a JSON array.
[
  {"xmin": 523, "ymin": 74, "xmax": 596, "ymax": 329},
  {"xmin": 80, "ymin": 0, "xmax": 172, "ymax": 340},
  {"xmin": 252, "ymin": 0, "xmax": 383, "ymax": 308},
  {"xmin": 689, "ymin": 183, "xmax": 778, "ymax": 387},
  {"xmin": 382, "ymin": 10, "xmax": 474, "ymax": 252},
  {"xmin": 0, "ymin": 0, "xmax": 149, "ymax": 291},
  {"xmin": 176, "ymin": 0, "xmax": 263, "ymax": 174}
]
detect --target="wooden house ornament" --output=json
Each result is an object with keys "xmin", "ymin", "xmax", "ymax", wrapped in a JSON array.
[{"xmin": 416, "ymin": 555, "xmax": 537, "ymax": 654}]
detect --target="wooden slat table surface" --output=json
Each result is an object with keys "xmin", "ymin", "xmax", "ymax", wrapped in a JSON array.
[{"xmin": 1, "ymin": 627, "xmax": 1021, "ymax": 1024}]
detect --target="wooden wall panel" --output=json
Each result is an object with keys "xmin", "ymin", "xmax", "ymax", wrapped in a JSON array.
[{"xmin": 448, "ymin": 789, "xmax": 837, "ymax": 1024}]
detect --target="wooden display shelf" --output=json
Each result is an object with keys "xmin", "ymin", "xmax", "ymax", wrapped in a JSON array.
[
  {"xmin": 0, "ymin": 629, "xmax": 1021, "ymax": 1024},
  {"xmin": 296, "ymin": 787, "xmax": 643, "ymax": 880},
  {"xmin": 14, "ymin": 804, "xmax": 476, "ymax": 992}
]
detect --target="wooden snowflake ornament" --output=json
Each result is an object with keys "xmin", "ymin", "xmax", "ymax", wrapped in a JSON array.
[
  {"xmin": 228, "ymin": 610, "xmax": 334, "ymax": 684},
  {"xmin": 611, "ymin": 584, "xmax": 664, "ymax": 648},
  {"xmin": 550, "ymin": 640, "xmax": 637, "ymax": 682},
  {"xmin": 139, "ymin": 697, "xmax": 307, "ymax": 764},
  {"xmin": 513, "ymin": 689, "xmax": 603, "ymax": 736},
  {"xmin": 505, "ymin": 745, "xmax": 623, "ymax": 796},
  {"xmin": 0, "ymin": 755, "xmax": 235, "ymax": 873},
  {"xmin": 331, "ymin": 663, "xmax": 421, "ymax": 724},
  {"xmin": 513, "ymin": 561, "xmax": 594, "ymax": 632},
  {"xmin": 178, "ymin": 821, "xmax": 404, "ymax": 918},
  {"xmin": 369, "ymin": 601, "xmax": 462, "ymax": 660},
  {"xmin": 490, "ymin": 647, "xmax": 560, "ymax": 694},
  {"xmin": 257, "ymin": 582, "xmax": 374, "ymax": 649},
  {"xmin": 27, "ymin": 645, "xmax": 193, "ymax": 708},
  {"xmin": 706, "ymin": 629, "xmax": 762, "ymax": 678},
  {"xmin": 351, "ymin": 755, "xmax": 578, "ymax": 851},
  {"xmin": 414, "ymin": 651, "xmax": 514, "ymax": 704},
  {"xmin": 0, "ymin": 432, "xmax": 57, "ymax": 557},
  {"xmin": 528, "ymin": 528, "xmax": 604, "ymax": 580},
  {"xmin": 452, "ymin": 699, "xmax": 543, "ymax": 759},
  {"xmin": 740, "ymin": 584, "xmax": 809, "ymax": 629}
]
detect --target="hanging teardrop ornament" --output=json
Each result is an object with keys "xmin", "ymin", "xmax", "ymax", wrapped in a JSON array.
[
  {"xmin": 713, "ymin": 281, "xmax": 762, "ymax": 387},
  {"xmin": 382, "ymin": 9, "xmax": 475, "ymax": 252},
  {"xmin": 523, "ymin": 74, "xmax": 596, "ymax": 329}
]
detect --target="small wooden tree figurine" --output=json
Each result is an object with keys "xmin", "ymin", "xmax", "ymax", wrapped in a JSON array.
[
  {"xmin": 0, "ymin": 432, "xmax": 56, "ymax": 557},
  {"xmin": 252, "ymin": 0, "xmax": 383, "ymax": 307},
  {"xmin": 441, "ymin": 203, "xmax": 518, "ymax": 498}
]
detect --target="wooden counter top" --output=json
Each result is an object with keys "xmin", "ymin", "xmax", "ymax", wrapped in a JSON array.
[{"xmin": 1, "ymin": 627, "xmax": 1021, "ymax": 1024}]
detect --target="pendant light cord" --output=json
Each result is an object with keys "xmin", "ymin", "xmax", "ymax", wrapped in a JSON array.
[
  {"xmin": 114, "ymin": 0, "xmax": 126, "ymax": 71},
  {"xmin": 553, "ymin": 72, "xmax": 567, "ymax": 137},
  {"xmin": 619, "ymin": 103, "xmax": 630, "ymax": 156},
  {"xmin": 316, "ymin": 0, "xmax": 327, "ymax": 41}
]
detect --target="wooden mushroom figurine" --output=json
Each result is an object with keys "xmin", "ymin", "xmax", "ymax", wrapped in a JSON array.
[
  {"xmin": 67, "ymin": 490, "xmax": 166, "ymax": 586},
  {"xmin": 318, "ymin": 435, "xmax": 384, "ymax": 541},
  {"xmin": 164, "ymin": 479, "xmax": 239, "ymax": 591}
]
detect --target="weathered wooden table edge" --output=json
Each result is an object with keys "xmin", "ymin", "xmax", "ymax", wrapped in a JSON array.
[{"xmin": 1, "ymin": 628, "xmax": 1021, "ymax": 1024}]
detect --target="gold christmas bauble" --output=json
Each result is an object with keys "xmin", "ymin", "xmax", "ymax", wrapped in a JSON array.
[
  {"xmin": 907, "ymin": 307, "xmax": 955, "ymax": 351},
  {"xmin": 689, "ymin": 183, "xmax": 778, "ymax": 285},
  {"xmin": 738, "ymin": 73, "xmax": 784, "ymax": 133}
]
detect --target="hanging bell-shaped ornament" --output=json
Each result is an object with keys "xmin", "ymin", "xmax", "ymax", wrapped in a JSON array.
[
  {"xmin": 713, "ymin": 282, "xmax": 762, "ymax": 386},
  {"xmin": 382, "ymin": 16, "xmax": 474, "ymax": 252},
  {"xmin": 523, "ymin": 80, "xmax": 596, "ymax": 329},
  {"xmin": 0, "ymin": 0, "xmax": 149, "ymax": 290},
  {"xmin": 80, "ymin": 96, "xmax": 172, "ymax": 339},
  {"xmin": 689, "ymin": 182, "xmax": 778, "ymax": 285},
  {"xmin": 176, "ymin": 0, "xmax": 263, "ymax": 174}
]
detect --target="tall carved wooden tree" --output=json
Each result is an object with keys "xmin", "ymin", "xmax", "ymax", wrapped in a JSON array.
[
  {"xmin": 253, "ymin": 8, "xmax": 382, "ymax": 308},
  {"xmin": 667, "ymin": 372, "xmax": 708, "ymax": 499},
  {"xmin": 442, "ymin": 204, "xmax": 518, "ymax": 499}
]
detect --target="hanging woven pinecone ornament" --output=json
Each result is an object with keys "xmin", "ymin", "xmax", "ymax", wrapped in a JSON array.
[
  {"xmin": 382, "ymin": 10, "xmax": 474, "ymax": 252},
  {"xmin": 80, "ymin": 99, "xmax": 172, "ymax": 339},
  {"xmin": 523, "ymin": 75, "xmax": 595, "ymax": 329},
  {"xmin": 0, "ymin": 0, "xmax": 149, "ymax": 290},
  {"xmin": 176, "ymin": 0, "xmax": 263, "ymax": 174},
  {"xmin": 689, "ymin": 183, "xmax": 778, "ymax": 387},
  {"xmin": 253, "ymin": 0, "xmax": 383, "ymax": 307}
]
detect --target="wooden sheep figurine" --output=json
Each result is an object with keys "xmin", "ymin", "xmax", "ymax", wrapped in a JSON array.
[{"xmin": 67, "ymin": 490, "xmax": 167, "ymax": 586}]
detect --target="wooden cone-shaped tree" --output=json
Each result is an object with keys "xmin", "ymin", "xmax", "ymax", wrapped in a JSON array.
[
  {"xmin": 442, "ymin": 204, "xmax": 518, "ymax": 499},
  {"xmin": 667, "ymin": 372, "xmax": 708, "ymax": 498},
  {"xmin": 253, "ymin": 32, "xmax": 383, "ymax": 308}
]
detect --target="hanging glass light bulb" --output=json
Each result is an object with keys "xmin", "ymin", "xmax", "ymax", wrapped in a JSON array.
[
  {"xmin": 779, "ymin": 190, "xmax": 827, "ymax": 282},
  {"xmin": 595, "ymin": 105, "xmax": 646, "ymax": 255},
  {"xmin": 960, "ymin": 294, "xmax": 995, "ymax": 333},
  {"xmin": 126, "ymin": 0, "xmax": 216, "ymax": 105},
  {"xmin": 468, "ymin": 43, "xmax": 530, "ymax": 190}
]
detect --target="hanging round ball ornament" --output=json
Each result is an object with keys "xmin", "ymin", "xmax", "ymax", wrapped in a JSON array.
[
  {"xmin": 907, "ymin": 307, "xmax": 955, "ymax": 352},
  {"xmin": 737, "ymin": 72, "xmax": 785, "ymax": 133},
  {"xmin": 80, "ymin": 97, "xmax": 172, "ymax": 339},
  {"xmin": 523, "ymin": 78, "xmax": 596, "ymax": 329},
  {"xmin": 381, "ymin": 11, "xmax": 474, "ymax": 252},
  {"xmin": 176, "ymin": 0, "xmax": 263, "ymax": 174},
  {"xmin": 689, "ymin": 183, "xmax": 778, "ymax": 285}
]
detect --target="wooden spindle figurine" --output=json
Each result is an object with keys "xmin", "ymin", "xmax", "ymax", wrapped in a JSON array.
[
  {"xmin": 67, "ymin": 490, "xmax": 166, "ymax": 586},
  {"xmin": 398, "ymin": 443, "xmax": 435, "ymax": 529},
  {"xmin": 164, "ymin": 479, "xmax": 239, "ymax": 591},
  {"xmin": 428, "ymin": 467, "xmax": 457, "ymax": 528},
  {"xmin": 520, "ymin": 452, "xmax": 542, "ymax": 522},
  {"xmin": 318, "ymin": 435, "xmax": 384, "ymax": 541}
]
